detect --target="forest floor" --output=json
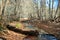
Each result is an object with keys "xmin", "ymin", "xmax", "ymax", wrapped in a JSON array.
[
  {"xmin": 0, "ymin": 30, "xmax": 26, "ymax": 40},
  {"xmin": 0, "ymin": 21, "xmax": 38, "ymax": 40},
  {"xmin": 0, "ymin": 21, "xmax": 60, "ymax": 40},
  {"xmin": 0, "ymin": 22, "xmax": 26, "ymax": 40}
]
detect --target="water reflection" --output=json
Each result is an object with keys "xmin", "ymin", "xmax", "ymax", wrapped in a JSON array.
[{"xmin": 38, "ymin": 34, "xmax": 57, "ymax": 40}]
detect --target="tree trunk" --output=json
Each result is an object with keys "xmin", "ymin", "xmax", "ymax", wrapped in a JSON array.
[
  {"xmin": 54, "ymin": 0, "xmax": 60, "ymax": 19},
  {"xmin": 1, "ymin": 0, "xmax": 7, "ymax": 20},
  {"xmin": 49, "ymin": 0, "xmax": 51, "ymax": 20}
]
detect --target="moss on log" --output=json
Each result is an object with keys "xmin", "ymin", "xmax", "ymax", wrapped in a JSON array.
[{"xmin": 6, "ymin": 25, "xmax": 39, "ymax": 36}]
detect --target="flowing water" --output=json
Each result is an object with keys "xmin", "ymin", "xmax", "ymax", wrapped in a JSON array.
[{"xmin": 22, "ymin": 22, "xmax": 58, "ymax": 40}]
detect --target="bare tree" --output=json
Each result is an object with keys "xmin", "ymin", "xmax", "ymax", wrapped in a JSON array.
[
  {"xmin": 36, "ymin": 0, "xmax": 40, "ymax": 19},
  {"xmin": 40, "ymin": 0, "xmax": 46, "ymax": 21},
  {"xmin": 51, "ymin": 0, "xmax": 54, "ymax": 19},
  {"xmin": 1, "ymin": 0, "xmax": 7, "ymax": 20},
  {"xmin": 49, "ymin": 0, "xmax": 51, "ymax": 20},
  {"xmin": 54, "ymin": 0, "xmax": 60, "ymax": 19}
]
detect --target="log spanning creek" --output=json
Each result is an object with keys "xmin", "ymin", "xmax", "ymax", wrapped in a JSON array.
[{"xmin": 6, "ymin": 21, "xmax": 58, "ymax": 40}]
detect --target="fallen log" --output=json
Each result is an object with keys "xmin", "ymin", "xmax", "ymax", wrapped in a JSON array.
[{"xmin": 6, "ymin": 25, "xmax": 39, "ymax": 36}]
